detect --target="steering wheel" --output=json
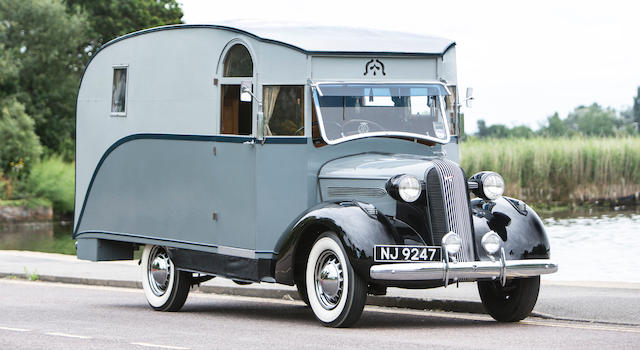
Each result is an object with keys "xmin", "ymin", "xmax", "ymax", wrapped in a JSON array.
[{"xmin": 341, "ymin": 119, "xmax": 385, "ymax": 137}]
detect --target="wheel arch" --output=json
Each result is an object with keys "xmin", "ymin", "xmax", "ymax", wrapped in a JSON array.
[
  {"xmin": 274, "ymin": 202, "xmax": 398, "ymax": 285},
  {"xmin": 471, "ymin": 197, "xmax": 551, "ymax": 261}
]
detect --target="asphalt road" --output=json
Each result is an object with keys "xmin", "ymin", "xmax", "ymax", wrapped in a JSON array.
[{"xmin": 1, "ymin": 279, "xmax": 639, "ymax": 349}]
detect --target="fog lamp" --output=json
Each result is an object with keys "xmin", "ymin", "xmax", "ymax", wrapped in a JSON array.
[
  {"xmin": 442, "ymin": 231, "xmax": 462, "ymax": 256},
  {"xmin": 481, "ymin": 231, "xmax": 502, "ymax": 255}
]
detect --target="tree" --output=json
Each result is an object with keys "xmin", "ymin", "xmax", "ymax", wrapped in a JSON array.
[
  {"xmin": 0, "ymin": 0, "xmax": 89, "ymax": 156},
  {"xmin": 632, "ymin": 86, "xmax": 640, "ymax": 128},
  {"xmin": 65, "ymin": 0, "xmax": 183, "ymax": 58},
  {"xmin": 540, "ymin": 112, "xmax": 571, "ymax": 137},
  {"xmin": 0, "ymin": 19, "xmax": 43, "ymax": 175},
  {"xmin": 565, "ymin": 103, "xmax": 617, "ymax": 136}
]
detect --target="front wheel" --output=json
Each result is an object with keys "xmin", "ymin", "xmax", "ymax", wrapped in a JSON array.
[
  {"xmin": 477, "ymin": 276, "xmax": 540, "ymax": 322},
  {"xmin": 141, "ymin": 245, "xmax": 191, "ymax": 312},
  {"xmin": 305, "ymin": 233, "xmax": 367, "ymax": 327}
]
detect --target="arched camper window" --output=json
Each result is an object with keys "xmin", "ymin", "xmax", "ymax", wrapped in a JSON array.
[
  {"xmin": 220, "ymin": 43, "xmax": 254, "ymax": 135},
  {"xmin": 223, "ymin": 44, "xmax": 253, "ymax": 77}
]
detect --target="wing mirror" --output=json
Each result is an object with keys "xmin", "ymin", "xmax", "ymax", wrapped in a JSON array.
[
  {"xmin": 465, "ymin": 87, "xmax": 474, "ymax": 108},
  {"xmin": 240, "ymin": 81, "xmax": 253, "ymax": 102}
]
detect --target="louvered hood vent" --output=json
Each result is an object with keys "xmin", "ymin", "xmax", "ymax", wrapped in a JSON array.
[{"xmin": 426, "ymin": 160, "xmax": 475, "ymax": 262}]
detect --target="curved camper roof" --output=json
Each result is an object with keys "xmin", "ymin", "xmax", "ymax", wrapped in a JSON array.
[{"xmin": 99, "ymin": 22, "xmax": 456, "ymax": 57}]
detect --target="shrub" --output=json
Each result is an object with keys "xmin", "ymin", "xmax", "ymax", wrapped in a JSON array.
[
  {"xmin": 0, "ymin": 97, "xmax": 43, "ymax": 174},
  {"xmin": 25, "ymin": 156, "xmax": 74, "ymax": 214}
]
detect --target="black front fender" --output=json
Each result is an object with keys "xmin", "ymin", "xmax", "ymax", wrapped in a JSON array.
[
  {"xmin": 471, "ymin": 197, "xmax": 551, "ymax": 261},
  {"xmin": 274, "ymin": 202, "xmax": 424, "ymax": 285}
]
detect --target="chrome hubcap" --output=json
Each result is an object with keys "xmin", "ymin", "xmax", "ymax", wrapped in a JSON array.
[
  {"xmin": 147, "ymin": 246, "xmax": 171, "ymax": 297},
  {"xmin": 314, "ymin": 251, "xmax": 344, "ymax": 310}
]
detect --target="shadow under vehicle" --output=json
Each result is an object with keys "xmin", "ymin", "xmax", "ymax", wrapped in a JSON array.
[{"xmin": 74, "ymin": 23, "xmax": 558, "ymax": 327}]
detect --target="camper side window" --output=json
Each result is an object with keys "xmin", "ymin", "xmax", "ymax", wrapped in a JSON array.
[
  {"xmin": 111, "ymin": 66, "xmax": 128, "ymax": 116},
  {"xmin": 263, "ymin": 85, "xmax": 304, "ymax": 136}
]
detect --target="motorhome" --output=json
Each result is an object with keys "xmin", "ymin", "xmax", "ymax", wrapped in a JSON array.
[{"xmin": 74, "ymin": 23, "xmax": 557, "ymax": 327}]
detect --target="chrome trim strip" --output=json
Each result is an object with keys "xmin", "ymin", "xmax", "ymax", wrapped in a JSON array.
[
  {"xmin": 217, "ymin": 246, "xmax": 256, "ymax": 259},
  {"xmin": 369, "ymin": 259, "xmax": 558, "ymax": 281}
]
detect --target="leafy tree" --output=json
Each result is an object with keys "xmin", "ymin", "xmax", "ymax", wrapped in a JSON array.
[
  {"xmin": 632, "ymin": 86, "xmax": 640, "ymax": 128},
  {"xmin": 0, "ymin": 20, "xmax": 42, "ymax": 175},
  {"xmin": 565, "ymin": 103, "xmax": 617, "ymax": 136},
  {"xmin": 476, "ymin": 119, "xmax": 527, "ymax": 138},
  {"xmin": 540, "ymin": 112, "xmax": 571, "ymax": 137},
  {"xmin": 0, "ymin": 0, "xmax": 89, "ymax": 156},
  {"xmin": 0, "ymin": 97, "xmax": 43, "ymax": 174},
  {"xmin": 66, "ymin": 0, "xmax": 183, "ymax": 58}
]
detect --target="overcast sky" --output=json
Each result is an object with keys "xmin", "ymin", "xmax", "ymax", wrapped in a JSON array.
[{"xmin": 179, "ymin": 0, "xmax": 640, "ymax": 132}]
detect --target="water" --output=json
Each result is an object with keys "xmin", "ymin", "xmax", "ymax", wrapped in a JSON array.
[
  {"xmin": 1, "ymin": 208, "xmax": 639, "ymax": 282},
  {"xmin": 543, "ymin": 209, "xmax": 640, "ymax": 283}
]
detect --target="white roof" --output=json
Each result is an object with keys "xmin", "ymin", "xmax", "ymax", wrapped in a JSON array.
[{"xmin": 104, "ymin": 22, "xmax": 455, "ymax": 56}]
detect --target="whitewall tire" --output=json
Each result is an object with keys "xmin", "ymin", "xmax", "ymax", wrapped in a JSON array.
[
  {"xmin": 141, "ymin": 245, "xmax": 191, "ymax": 312},
  {"xmin": 305, "ymin": 233, "xmax": 367, "ymax": 327}
]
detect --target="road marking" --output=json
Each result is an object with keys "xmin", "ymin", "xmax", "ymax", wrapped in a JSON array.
[
  {"xmin": 0, "ymin": 326, "xmax": 30, "ymax": 332},
  {"xmin": 45, "ymin": 332, "xmax": 93, "ymax": 339},
  {"xmin": 131, "ymin": 342, "xmax": 190, "ymax": 349}
]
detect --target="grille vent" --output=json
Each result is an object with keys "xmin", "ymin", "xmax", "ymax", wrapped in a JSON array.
[
  {"xmin": 327, "ymin": 187, "xmax": 387, "ymax": 198},
  {"xmin": 426, "ymin": 160, "xmax": 475, "ymax": 262}
]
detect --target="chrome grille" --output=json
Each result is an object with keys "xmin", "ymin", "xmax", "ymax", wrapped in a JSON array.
[{"xmin": 428, "ymin": 160, "xmax": 475, "ymax": 262}]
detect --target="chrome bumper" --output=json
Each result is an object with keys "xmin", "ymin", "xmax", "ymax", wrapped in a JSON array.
[{"xmin": 369, "ymin": 259, "xmax": 558, "ymax": 284}]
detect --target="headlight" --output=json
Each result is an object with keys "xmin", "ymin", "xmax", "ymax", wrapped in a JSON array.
[
  {"xmin": 469, "ymin": 171, "xmax": 505, "ymax": 201},
  {"xmin": 442, "ymin": 231, "xmax": 461, "ymax": 256},
  {"xmin": 481, "ymin": 231, "xmax": 502, "ymax": 255},
  {"xmin": 386, "ymin": 174, "xmax": 422, "ymax": 203}
]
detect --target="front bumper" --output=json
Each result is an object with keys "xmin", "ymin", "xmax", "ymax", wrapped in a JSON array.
[{"xmin": 369, "ymin": 258, "xmax": 558, "ymax": 284}]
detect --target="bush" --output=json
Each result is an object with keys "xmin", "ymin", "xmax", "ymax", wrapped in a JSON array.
[
  {"xmin": 0, "ymin": 97, "xmax": 43, "ymax": 174},
  {"xmin": 25, "ymin": 156, "xmax": 74, "ymax": 214}
]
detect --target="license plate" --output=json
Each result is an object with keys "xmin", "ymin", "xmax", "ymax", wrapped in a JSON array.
[{"xmin": 374, "ymin": 245, "xmax": 441, "ymax": 263}]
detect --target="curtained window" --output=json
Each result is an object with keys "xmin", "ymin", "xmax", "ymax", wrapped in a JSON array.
[
  {"xmin": 262, "ymin": 85, "xmax": 304, "ymax": 136},
  {"xmin": 111, "ymin": 67, "xmax": 127, "ymax": 115}
]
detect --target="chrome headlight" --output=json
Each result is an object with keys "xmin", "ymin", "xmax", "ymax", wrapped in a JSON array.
[
  {"xmin": 442, "ymin": 231, "xmax": 462, "ymax": 256},
  {"xmin": 469, "ymin": 171, "xmax": 505, "ymax": 201},
  {"xmin": 481, "ymin": 231, "xmax": 502, "ymax": 255},
  {"xmin": 386, "ymin": 174, "xmax": 422, "ymax": 203}
]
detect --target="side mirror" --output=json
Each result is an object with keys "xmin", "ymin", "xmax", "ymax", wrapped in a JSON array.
[
  {"xmin": 240, "ymin": 81, "xmax": 253, "ymax": 103},
  {"xmin": 465, "ymin": 87, "xmax": 474, "ymax": 108}
]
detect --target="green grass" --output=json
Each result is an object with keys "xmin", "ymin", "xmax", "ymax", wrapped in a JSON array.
[
  {"xmin": 460, "ymin": 137, "xmax": 640, "ymax": 205},
  {"xmin": 25, "ymin": 156, "xmax": 74, "ymax": 215}
]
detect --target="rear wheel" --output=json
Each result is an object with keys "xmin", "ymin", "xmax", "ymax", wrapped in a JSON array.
[
  {"xmin": 305, "ymin": 233, "xmax": 367, "ymax": 327},
  {"xmin": 477, "ymin": 276, "xmax": 540, "ymax": 322},
  {"xmin": 141, "ymin": 245, "xmax": 191, "ymax": 312}
]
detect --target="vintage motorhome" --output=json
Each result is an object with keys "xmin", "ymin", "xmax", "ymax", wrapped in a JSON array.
[{"xmin": 74, "ymin": 23, "xmax": 557, "ymax": 327}]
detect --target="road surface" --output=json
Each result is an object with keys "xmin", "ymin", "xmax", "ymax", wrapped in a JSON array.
[{"xmin": 1, "ymin": 279, "xmax": 638, "ymax": 349}]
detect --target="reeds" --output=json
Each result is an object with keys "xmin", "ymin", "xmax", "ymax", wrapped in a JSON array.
[{"xmin": 460, "ymin": 137, "xmax": 640, "ymax": 204}]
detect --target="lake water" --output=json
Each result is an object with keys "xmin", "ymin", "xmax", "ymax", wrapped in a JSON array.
[{"xmin": 1, "ymin": 208, "xmax": 639, "ymax": 283}]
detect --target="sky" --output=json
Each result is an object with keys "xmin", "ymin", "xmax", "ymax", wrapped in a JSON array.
[{"xmin": 178, "ymin": 0, "xmax": 640, "ymax": 132}]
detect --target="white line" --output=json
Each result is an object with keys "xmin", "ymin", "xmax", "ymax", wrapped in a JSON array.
[
  {"xmin": 45, "ymin": 332, "xmax": 93, "ymax": 339},
  {"xmin": 0, "ymin": 326, "xmax": 30, "ymax": 332},
  {"xmin": 131, "ymin": 342, "xmax": 190, "ymax": 349}
]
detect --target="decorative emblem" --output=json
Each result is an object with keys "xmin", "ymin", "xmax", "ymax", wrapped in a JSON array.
[
  {"xmin": 357, "ymin": 122, "xmax": 370, "ymax": 134},
  {"xmin": 364, "ymin": 59, "xmax": 386, "ymax": 76},
  {"xmin": 443, "ymin": 175, "xmax": 454, "ymax": 183}
]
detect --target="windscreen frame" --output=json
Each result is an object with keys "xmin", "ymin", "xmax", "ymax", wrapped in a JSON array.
[{"xmin": 311, "ymin": 81, "xmax": 452, "ymax": 145}]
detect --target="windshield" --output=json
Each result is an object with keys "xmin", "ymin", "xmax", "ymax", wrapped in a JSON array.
[{"xmin": 312, "ymin": 83, "xmax": 450, "ymax": 144}]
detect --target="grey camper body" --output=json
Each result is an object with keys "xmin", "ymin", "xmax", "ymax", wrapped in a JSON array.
[{"xmin": 74, "ymin": 23, "xmax": 556, "ymax": 326}]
